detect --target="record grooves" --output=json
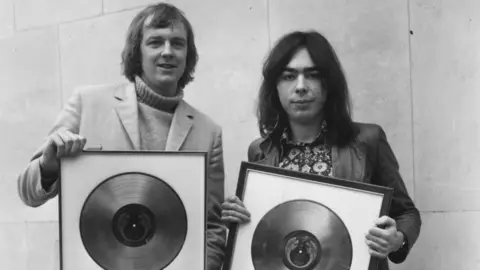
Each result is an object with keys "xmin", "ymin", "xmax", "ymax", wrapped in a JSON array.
[
  {"xmin": 79, "ymin": 172, "xmax": 187, "ymax": 270},
  {"xmin": 251, "ymin": 199, "xmax": 352, "ymax": 270}
]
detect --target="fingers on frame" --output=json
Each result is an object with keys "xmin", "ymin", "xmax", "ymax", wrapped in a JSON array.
[
  {"xmin": 366, "ymin": 234, "xmax": 389, "ymax": 249},
  {"xmin": 365, "ymin": 238, "xmax": 388, "ymax": 256},
  {"xmin": 221, "ymin": 209, "xmax": 250, "ymax": 222},
  {"xmin": 50, "ymin": 133, "xmax": 65, "ymax": 158},
  {"xmin": 369, "ymin": 227, "xmax": 389, "ymax": 239}
]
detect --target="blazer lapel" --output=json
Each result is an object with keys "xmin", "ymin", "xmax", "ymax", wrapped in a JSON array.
[
  {"xmin": 256, "ymin": 154, "xmax": 279, "ymax": 166},
  {"xmin": 114, "ymin": 83, "xmax": 141, "ymax": 150},
  {"xmin": 165, "ymin": 100, "xmax": 193, "ymax": 151},
  {"xmin": 331, "ymin": 146, "xmax": 342, "ymax": 178},
  {"xmin": 256, "ymin": 140, "xmax": 280, "ymax": 166},
  {"xmin": 331, "ymin": 144, "xmax": 365, "ymax": 181}
]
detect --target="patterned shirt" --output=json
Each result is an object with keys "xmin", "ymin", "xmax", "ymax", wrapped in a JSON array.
[{"xmin": 278, "ymin": 121, "xmax": 333, "ymax": 177}]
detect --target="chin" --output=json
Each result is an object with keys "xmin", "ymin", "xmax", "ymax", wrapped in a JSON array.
[
  {"xmin": 289, "ymin": 113, "xmax": 317, "ymax": 124},
  {"xmin": 155, "ymin": 75, "xmax": 179, "ymax": 84}
]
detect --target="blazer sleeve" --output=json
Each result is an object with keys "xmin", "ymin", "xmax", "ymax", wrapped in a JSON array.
[
  {"xmin": 17, "ymin": 88, "xmax": 83, "ymax": 207},
  {"xmin": 247, "ymin": 138, "xmax": 263, "ymax": 162},
  {"xmin": 206, "ymin": 128, "xmax": 227, "ymax": 270},
  {"xmin": 371, "ymin": 126, "xmax": 422, "ymax": 264}
]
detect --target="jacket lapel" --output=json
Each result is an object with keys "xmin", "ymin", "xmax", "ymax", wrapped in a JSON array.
[
  {"xmin": 165, "ymin": 100, "xmax": 193, "ymax": 151},
  {"xmin": 331, "ymin": 146, "xmax": 343, "ymax": 178},
  {"xmin": 114, "ymin": 83, "xmax": 141, "ymax": 150},
  {"xmin": 332, "ymin": 144, "xmax": 366, "ymax": 181},
  {"xmin": 256, "ymin": 139, "xmax": 280, "ymax": 166}
]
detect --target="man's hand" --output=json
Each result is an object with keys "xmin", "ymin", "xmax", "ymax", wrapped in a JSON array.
[
  {"xmin": 221, "ymin": 195, "xmax": 251, "ymax": 224},
  {"xmin": 39, "ymin": 128, "xmax": 87, "ymax": 176},
  {"xmin": 365, "ymin": 215, "xmax": 404, "ymax": 259}
]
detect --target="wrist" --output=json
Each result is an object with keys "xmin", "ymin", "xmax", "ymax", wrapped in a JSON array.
[
  {"xmin": 39, "ymin": 155, "xmax": 59, "ymax": 179},
  {"xmin": 395, "ymin": 231, "xmax": 407, "ymax": 251},
  {"xmin": 39, "ymin": 155, "xmax": 58, "ymax": 172}
]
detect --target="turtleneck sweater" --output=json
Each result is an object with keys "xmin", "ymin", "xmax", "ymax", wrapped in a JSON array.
[{"xmin": 134, "ymin": 76, "xmax": 184, "ymax": 150}]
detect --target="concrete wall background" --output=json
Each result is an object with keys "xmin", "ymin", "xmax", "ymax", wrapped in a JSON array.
[{"xmin": 0, "ymin": 0, "xmax": 479, "ymax": 269}]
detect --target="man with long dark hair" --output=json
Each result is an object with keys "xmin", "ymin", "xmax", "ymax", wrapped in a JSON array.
[
  {"xmin": 17, "ymin": 3, "xmax": 225, "ymax": 269},
  {"xmin": 222, "ymin": 31, "xmax": 421, "ymax": 269}
]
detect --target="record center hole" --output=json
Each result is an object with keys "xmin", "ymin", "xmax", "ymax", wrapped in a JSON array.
[
  {"xmin": 112, "ymin": 203, "xmax": 156, "ymax": 247},
  {"xmin": 282, "ymin": 230, "xmax": 321, "ymax": 270},
  {"xmin": 291, "ymin": 243, "xmax": 310, "ymax": 266}
]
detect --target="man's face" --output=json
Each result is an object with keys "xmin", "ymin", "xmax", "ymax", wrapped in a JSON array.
[
  {"xmin": 140, "ymin": 20, "xmax": 188, "ymax": 95},
  {"xmin": 277, "ymin": 47, "xmax": 327, "ymax": 125}
]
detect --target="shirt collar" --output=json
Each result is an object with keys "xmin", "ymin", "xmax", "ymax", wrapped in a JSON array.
[{"xmin": 280, "ymin": 120, "xmax": 328, "ymax": 147}]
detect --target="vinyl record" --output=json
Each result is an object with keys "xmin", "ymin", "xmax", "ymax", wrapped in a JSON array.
[
  {"xmin": 79, "ymin": 172, "xmax": 187, "ymax": 270},
  {"xmin": 251, "ymin": 199, "xmax": 352, "ymax": 270}
]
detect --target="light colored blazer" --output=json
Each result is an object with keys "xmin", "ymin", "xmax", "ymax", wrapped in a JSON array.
[{"xmin": 17, "ymin": 82, "xmax": 226, "ymax": 269}]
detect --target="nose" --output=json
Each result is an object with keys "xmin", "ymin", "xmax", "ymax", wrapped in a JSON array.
[
  {"xmin": 161, "ymin": 41, "xmax": 173, "ymax": 58},
  {"xmin": 294, "ymin": 74, "xmax": 307, "ymax": 94}
]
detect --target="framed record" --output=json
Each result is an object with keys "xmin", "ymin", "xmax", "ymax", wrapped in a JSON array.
[
  {"xmin": 223, "ymin": 162, "xmax": 393, "ymax": 270},
  {"xmin": 58, "ymin": 150, "xmax": 207, "ymax": 270}
]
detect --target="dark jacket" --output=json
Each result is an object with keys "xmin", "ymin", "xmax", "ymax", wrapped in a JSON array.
[{"xmin": 247, "ymin": 122, "xmax": 421, "ymax": 270}]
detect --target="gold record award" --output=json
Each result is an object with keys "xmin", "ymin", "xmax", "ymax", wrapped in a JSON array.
[
  {"xmin": 223, "ymin": 162, "xmax": 393, "ymax": 270},
  {"xmin": 59, "ymin": 151, "xmax": 207, "ymax": 270}
]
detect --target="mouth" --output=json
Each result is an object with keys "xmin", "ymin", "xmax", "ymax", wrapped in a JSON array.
[
  {"xmin": 157, "ymin": 63, "xmax": 177, "ymax": 70},
  {"xmin": 292, "ymin": 99, "xmax": 314, "ymax": 104}
]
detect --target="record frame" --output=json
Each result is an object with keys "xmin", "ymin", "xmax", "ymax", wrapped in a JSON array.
[
  {"xmin": 58, "ymin": 150, "xmax": 208, "ymax": 270},
  {"xmin": 223, "ymin": 161, "xmax": 394, "ymax": 270}
]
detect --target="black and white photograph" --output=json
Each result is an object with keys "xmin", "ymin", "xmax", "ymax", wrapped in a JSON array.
[{"xmin": 0, "ymin": 0, "xmax": 478, "ymax": 270}]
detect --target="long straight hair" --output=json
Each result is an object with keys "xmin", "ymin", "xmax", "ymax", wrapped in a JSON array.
[{"xmin": 257, "ymin": 31, "xmax": 357, "ymax": 147}]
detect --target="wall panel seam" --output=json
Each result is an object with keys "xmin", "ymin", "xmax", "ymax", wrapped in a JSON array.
[
  {"xmin": 407, "ymin": 0, "xmax": 417, "ymax": 200},
  {"xmin": 266, "ymin": 0, "xmax": 271, "ymax": 49},
  {"xmin": 57, "ymin": 25, "xmax": 64, "ymax": 108}
]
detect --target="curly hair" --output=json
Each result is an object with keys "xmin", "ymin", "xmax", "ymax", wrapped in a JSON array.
[
  {"xmin": 121, "ymin": 3, "xmax": 198, "ymax": 90},
  {"xmin": 257, "ymin": 30, "xmax": 357, "ymax": 147}
]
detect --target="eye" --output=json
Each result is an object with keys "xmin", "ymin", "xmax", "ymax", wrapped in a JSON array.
[
  {"xmin": 170, "ymin": 38, "xmax": 186, "ymax": 48},
  {"xmin": 305, "ymin": 71, "xmax": 320, "ymax": 79},
  {"xmin": 173, "ymin": 41, "xmax": 185, "ymax": 48},
  {"xmin": 280, "ymin": 74, "xmax": 296, "ymax": 81},
  {"xmin": 147, "ymin": 39, "xmax": 163, "ymax": 47}
]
